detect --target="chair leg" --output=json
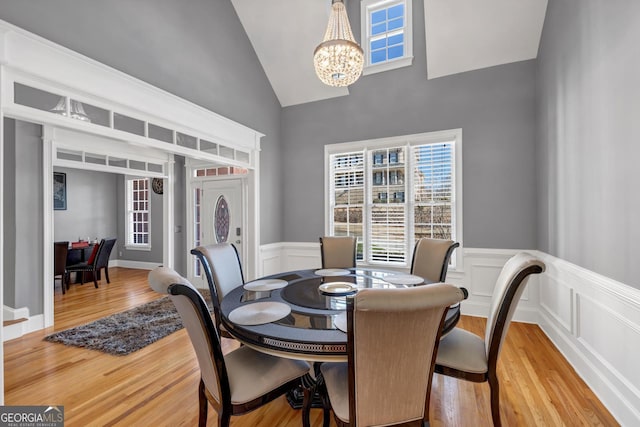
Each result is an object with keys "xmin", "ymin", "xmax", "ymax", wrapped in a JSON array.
[
  {"xmin": 488, "ymin": 372, "xmax": 501, "ymax": 427},
  {"xmin": 105, "ymin": 266, "xmax": 111, "ymax": 284},
  {"xmin": 198, "ymin": 380, "xmax": 208, "ymax": 427},
  {"xmin": 217, "ymin": 412, "xmax": 230, "ymax": 427},
  {"xmin": 93, "ymin": 269, "xmax": 99, "ymax": 288}
]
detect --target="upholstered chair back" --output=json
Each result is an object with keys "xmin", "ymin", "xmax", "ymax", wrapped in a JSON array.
[
  {"xmin": 484, "ymin": 252, "xmax": 546, "ymax": 358},
  {"xmin": 319, "ymin": 236, "xmax": 357, "ymax": 269},
  {"xmin": 192, "ymin": 243, "xmax": 245, "ymax": 302},
  {"xmin": 94, "ymin": 238, "xmax": 117, "ymax": 269},
  {"xmin": 410, "ymin": 237, "xmax": 459, "ymax": 283},
  {"xmin": 349, "ymin": 284, "xmax": 466, "ymax": 426},
  {"xmin": 148, "ymin": 267, "xmax": 224, "ymax": 405}
]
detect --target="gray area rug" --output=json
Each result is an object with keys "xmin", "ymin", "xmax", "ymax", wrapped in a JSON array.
[{"xmin": 45, "ymin": 289, "xmax": 212, "ymax": 356}]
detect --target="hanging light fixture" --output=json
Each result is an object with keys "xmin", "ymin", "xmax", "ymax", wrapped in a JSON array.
[
  {"xmin": 50, "ymin": 97, "xmax": 91, "ymax": 122},
  {"xmin": 314, "ymin": 0, "xmax": 364, "ymax": 87}
]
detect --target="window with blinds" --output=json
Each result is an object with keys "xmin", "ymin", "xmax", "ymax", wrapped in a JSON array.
[
  {"xmin": 330, "ymin": 152, "xmax": 365, "ymax": 260},
  {"xmin": 328, "ymin": 133, "xmax": 459, "ymax": 267}
]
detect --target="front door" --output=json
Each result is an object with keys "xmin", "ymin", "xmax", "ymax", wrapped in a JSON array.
[{"xmin": 200, "ymin": 178, "xmax": 244, "ymax": 268}]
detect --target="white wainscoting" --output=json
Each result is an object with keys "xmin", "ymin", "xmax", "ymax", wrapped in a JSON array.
[
  {"xmin": 258, "ymin": 242, "xmax": 640, "ymax": 425},
  {"xmin": 536, "ymin": 252, "xmax": 640, "ymax": 426}
]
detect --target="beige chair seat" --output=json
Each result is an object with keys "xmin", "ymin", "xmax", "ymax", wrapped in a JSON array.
[
  {"xmin": 148, "ymin": 267, "xmax": 310, "ymax": 427},
  {"xmin": 319, "ymin": 362, "xmax": 349, "ymax": 423},
  {"xmin": 225, "ymin": 346, "xmax": 310, "ymax": 405},
  {"xmin": 434, "ymin": 252, "xmax": 545, "ymax": 426},
  {"xmin": 435, "ymin": 328, "xmax": 488, "ymax": 375}
]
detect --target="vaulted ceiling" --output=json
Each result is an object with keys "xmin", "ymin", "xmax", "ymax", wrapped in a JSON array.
[{"xmin": 231, "ymin": 0, "xmax": 548, "ymax": 107}]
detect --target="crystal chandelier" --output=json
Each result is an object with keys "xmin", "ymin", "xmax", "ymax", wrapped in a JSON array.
[
  {"xmin": 314, "ymin": 0, "xmax": 364, "ymax": 87},
  {"xmin": 50, "ymin": 97, "xmax": 91, "ymax": 122}
]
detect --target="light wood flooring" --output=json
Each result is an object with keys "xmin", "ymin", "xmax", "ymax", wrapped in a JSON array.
[{"xmin": 4, "ymin": 267, "xmax": 618, "ymax": 426}]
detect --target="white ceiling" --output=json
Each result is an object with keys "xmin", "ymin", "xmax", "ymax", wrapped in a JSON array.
[{"xmin": 231, "ymin": 0, "xmax": 548, "ymax": 107}]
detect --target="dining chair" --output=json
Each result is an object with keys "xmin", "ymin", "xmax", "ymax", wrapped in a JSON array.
[
  {"xmin": 319, "ymin": 236, "xmax": 357, "ymax": 269},
  {"xmin": 53, "ymin": 241, "xmax": 69, "ymax": 294},
  {"xmin": 148, "ymin": 267, "xmax": 310, "ymax": 427},
  {"xmin": 66, "ymin": 237, "xmax": 117, "ymax": 288},
  {"xmin": 191, "ymin": 243, "xmax": 245, "ymax": 338},
  {"xmin": 434, "ymin": 252, "xmax": 545, "ymax": 426},
  {"xmin": 410, "ymin": 237, "xmax": 459, "ymax": 283},
  {"xmin": 318, "ymin": 283, "xmax": 467, "ymax": 427}
]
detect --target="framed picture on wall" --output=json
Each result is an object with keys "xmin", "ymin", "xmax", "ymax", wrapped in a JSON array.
[{"xmin": 53, "ymin": 172, "xmax": 67, "ymax": 210}]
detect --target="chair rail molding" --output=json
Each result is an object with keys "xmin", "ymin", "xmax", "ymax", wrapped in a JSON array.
[{"xmin": 259, "ymin": 242, "xmax": 640, "ymax": 425}]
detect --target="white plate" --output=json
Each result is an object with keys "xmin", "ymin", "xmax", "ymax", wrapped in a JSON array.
[
  {"xmin": 243, "ymin": 279, "xmax": 288, "ymax": 291},
  {"xmin": 228, "ymin": 302, "xmax": 291, "ymax": 326},
  {"xmin": 334, "ymin": 312, "xmax": 348, "ymax": 333},
  {"xmin": 384, "ymin": 274, "xmax": 424, "ymax": 286},
  {"xmin": 318, "ymin": 282, "xmax": 358, "ymax": 296},
  {"xmin": 314, "ymin": 268, "xmax": 350, "ymax": 276}
]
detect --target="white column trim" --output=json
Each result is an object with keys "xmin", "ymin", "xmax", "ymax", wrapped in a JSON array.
[{"xmin": 42, "ymin": 125, "xmax": 54, "ymax": 327}]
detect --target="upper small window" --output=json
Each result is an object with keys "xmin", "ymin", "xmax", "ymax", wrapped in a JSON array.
[{"xmin": 361, "ymin": 0, "xmax": 413, "ymax": 75}]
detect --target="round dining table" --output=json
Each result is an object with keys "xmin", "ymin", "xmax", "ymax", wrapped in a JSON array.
[{"xmin": 219, "ymin": 267, "xmax": 461, "ymax": 363}]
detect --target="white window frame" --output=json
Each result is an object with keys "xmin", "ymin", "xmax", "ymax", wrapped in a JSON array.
[
  {"xmin": 325, "ymin": 129, "xmax": 463, "ymax": 271},
  {"xmin": 361, "ymin": 0, "xmax": 414, "ymax": 76},
  {"xmin": 125, "ymin": 176, "xmax": 152, "ymax": 251}
]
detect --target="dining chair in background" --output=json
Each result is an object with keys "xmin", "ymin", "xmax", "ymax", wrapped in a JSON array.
[
  {"xmin": 148, "ymin": 267, "xmax": 310, "ymax": 427},
  {"xmin": 319, "ymin": 236, "xmax": 357, "ymax": 269},
  {"xmin": 53, "ymin": 241, "xmax": 69, "ymax": 294},
  {"xmin": 65, "ymin": 237, "xmax": 117, "ymax": 288},
  {"xmin": 434, "ymin": 252, "xmax": 545, "ymax": 426},
  {"xmin": 410, "ymin": 237, "xmax": 459, "ymax": 283},
  {"xmin": 191, "ymin": 243, "xmax": 245, "ymax": 338},
  {"xmin": 318, "ymin": 283, "xmax": 467, "ymax": 427}
]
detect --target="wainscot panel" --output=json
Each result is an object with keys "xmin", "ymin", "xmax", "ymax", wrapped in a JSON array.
[{"xmin": 537, "ymin": 252, "xmax": 640, "ymax": 426}]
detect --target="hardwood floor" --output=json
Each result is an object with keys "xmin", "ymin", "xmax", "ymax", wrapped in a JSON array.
[{"xmin": 5, "ymin": 268, "xmax": 618, "ymax": 426}]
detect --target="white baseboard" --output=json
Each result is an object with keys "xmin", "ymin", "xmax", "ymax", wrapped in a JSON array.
[
  {"xmin": 258, "ymin": 242, "xmax": 640, "ymax": 424},
  {"xmin": 111, "ymin": 260, "xmax": 160, "ymax": 270},
  {"xmin": 3, "ymin": 305, "xmax": 29, "ymax": 321}
]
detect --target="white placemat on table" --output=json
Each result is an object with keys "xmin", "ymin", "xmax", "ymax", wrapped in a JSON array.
[
  {"xmin": 334, "ymin": 312, "xmax": 348, "ymax": 333},
  {"xmin": 384, "ymin": 274, "xmax": 424, "ymax": 285},
  {"xmin": 243, "ymin": 279, "xmax": 288, "ymax": 291},
  {"xmin": 314, "ymin": 268, "xmax": 350, "ymax": 276},
  {"xmin": 228, "ymin": 302, "xmax": 291, "ymax": 326}
]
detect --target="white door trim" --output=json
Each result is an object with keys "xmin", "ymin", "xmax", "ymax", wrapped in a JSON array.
[{"xmin": 185, "ymin": 160, "xmax": 259, "ymax": 283}]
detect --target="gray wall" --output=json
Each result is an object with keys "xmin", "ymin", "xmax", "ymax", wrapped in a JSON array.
[
  {"xmin": 0, "ymin": 0, "xmax": 284, "ymax": 245},
  {"xmin": 54, "ymin": 167, "xmax": 118, "ymax": 246},
  {"xmin": 3, "ymin": 119, "xmax": 43, "ymax": 314},
  {"xmin": 536, "ymin": 0, "xmax": 640, "ymax": 288},
  {"xmin": 281, "ymin": 0, "xmax": 538, "ymax": 249},
  {"xmin": 3, "ymin": 119, "xmax": 17, "ymax": 308}
]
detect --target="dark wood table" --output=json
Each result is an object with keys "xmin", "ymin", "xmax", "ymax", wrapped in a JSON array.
[
  {"xmin": 220, "ymin": 267, "xmax": 462, "ymax": 417},
  {"xmin": 220, "ymin": 267, "xmax": 461, "ymax": 362}
]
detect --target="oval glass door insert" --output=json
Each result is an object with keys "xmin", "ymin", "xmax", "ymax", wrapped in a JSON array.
[{"xmin": 214, "ymin": 195, "xmax": 230, "ymax": 243}]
